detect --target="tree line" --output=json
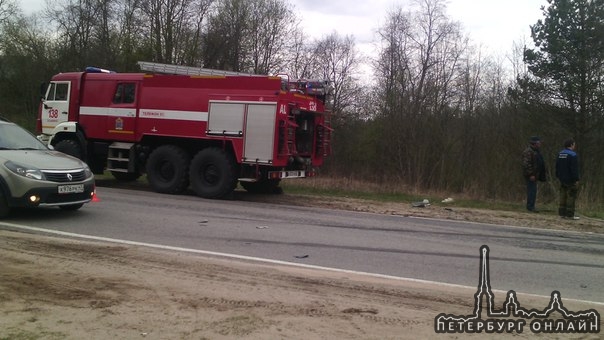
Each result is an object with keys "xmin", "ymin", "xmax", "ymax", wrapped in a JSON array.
[{"xmin": 1, "ymin": 0, "xmax": 603, "ymax": 208}]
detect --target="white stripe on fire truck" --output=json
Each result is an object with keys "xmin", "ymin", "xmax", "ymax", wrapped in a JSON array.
[
  {"xmin": 80, "ymin": 106, "xmax": 136, "ymax": 117},
  {"xmin": 138, "ymin": 109, "xmax": 208, "ymax": 122},
  {"xmin": 78, "ymin": 106, "xmax": 208, "ymax": 122}
]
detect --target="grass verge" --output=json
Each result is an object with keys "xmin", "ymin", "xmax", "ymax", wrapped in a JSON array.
[{"xmin": 281, "ymin": 177, "xmax": 603, "ymax": 218}]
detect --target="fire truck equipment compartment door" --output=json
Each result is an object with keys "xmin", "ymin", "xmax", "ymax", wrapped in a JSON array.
[
  {"xmin": 243, "ymin": 103, "xmax": 277, "ymax": 163},
  {"xmin": 207, "ymin": 102, "xmax": 245, "ymax": 136}
]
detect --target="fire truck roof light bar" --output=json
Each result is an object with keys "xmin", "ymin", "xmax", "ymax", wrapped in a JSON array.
[{"xmin": 85, "ymin": 66, "xmax": 115, "ymax": 73}]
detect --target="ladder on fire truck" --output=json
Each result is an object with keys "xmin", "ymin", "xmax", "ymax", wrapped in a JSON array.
[
  {"xmin": 318, "ymin": 113, "xmax": 332, "ymax": 157},
  {"xmin": 137, "ymin": 61, "xmax": 266, "ymax": 77}
]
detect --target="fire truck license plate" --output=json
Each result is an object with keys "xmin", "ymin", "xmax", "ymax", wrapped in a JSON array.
[{"xmin": 58, "ymin": 184, "xmax": 84, "ymax": 194}]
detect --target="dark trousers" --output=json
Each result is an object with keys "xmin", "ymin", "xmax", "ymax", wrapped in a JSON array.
[
  {"xmin": 559, "ymin": 182, "xmax": 579, "ymax": 217},
  {"xmin": 526, "ymin": 179, "xmax": 537, "ymax": 211}
]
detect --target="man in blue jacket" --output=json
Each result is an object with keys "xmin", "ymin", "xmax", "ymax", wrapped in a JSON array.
[{"xmin": 555, "ymin": 138, "xmax": 580, "ymax": 220}]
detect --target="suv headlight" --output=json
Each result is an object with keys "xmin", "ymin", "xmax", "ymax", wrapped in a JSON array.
[
  {"xmin": 4, "ymin": 161, "xmax": 45, "ymax": 180},
  {"xmin": 84, "ymin": 165, "xmax": 93, "ymax": 178}
]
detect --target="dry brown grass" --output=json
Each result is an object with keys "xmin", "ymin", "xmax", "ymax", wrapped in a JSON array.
[{"xmin": 284, "ymin": 176, "xmax": 602, "ymax": 218}]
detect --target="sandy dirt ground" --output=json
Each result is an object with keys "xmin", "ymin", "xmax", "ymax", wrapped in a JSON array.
[{"xmin": 1, "ymin": 192, "xmax": 603, "ymax": 339}]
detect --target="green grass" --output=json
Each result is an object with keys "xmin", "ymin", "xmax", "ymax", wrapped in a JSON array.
[{"xmin": 586, "ymin": 211, "xmax": 604, "ymax": 219}]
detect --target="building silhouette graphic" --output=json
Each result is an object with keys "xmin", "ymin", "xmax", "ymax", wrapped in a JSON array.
[{"xmin": 434, "ymin": 245, "xmax": 600, "ymax": 334}]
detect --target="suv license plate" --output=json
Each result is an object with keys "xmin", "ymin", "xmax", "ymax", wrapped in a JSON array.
[{"xmin": 58, "ymin": 184, "xmax": 84, "ymax": 194}]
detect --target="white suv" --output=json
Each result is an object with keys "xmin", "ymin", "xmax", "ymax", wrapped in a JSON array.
[{"xmin": 0, "ymin": 118, "xmax": 95, "ymax": 218}]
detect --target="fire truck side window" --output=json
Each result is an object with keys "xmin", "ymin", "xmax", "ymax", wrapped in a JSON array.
[
  {"xmin": 113, "ymin": 83, "xmax": 136, "ymax": 104},
  {"xmin": 46, "ymin": 83, "xmax": 56, "ymax": 100},
  {"xmin": 47, "ymin": 83, "xmax": 68, "ymax": 101}
]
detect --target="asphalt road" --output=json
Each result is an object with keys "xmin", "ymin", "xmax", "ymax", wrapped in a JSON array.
[{"xmin": 2, "ymin": 186, "xmax": 603, "ymax": 304}]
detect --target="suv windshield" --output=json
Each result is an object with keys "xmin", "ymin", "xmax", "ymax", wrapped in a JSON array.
[{"xmin": 0, "ymin": 123, "xmax": 49, "ymax": 150}]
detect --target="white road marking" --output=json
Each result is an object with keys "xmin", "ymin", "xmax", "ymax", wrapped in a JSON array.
[{"xmin": 2, "ymin": 221, "xmax": 603, "ymax": 307}]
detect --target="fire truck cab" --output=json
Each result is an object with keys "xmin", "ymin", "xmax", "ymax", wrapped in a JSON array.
[{"xmin": 37, "ymin": 62, "xmax": 331, "ymax": 199}]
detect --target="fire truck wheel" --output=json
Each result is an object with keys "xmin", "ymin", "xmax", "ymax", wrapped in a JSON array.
[
  {"xmin": 54, "ymin": 139, "xmax": 83, "ymax": 160},
  {"xmin": 189, "ymin": 148, "xmax": 237, "ymax": 199},
  {"xmin": 146, "ymin": 145, "xmax": 190, "ymax": 194}
]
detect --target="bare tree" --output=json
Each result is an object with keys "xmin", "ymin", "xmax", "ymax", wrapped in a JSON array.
[
  {"xmin": 282, "ymin": 28, "xmax": 313, "ymax": 79},
  {"xmin": 140, "ymin": 0, "xmax": 208, "ymax": 63},
  {"xmin": 45, "ymin": 0, "xmax": 100, "ymax": 68},
  {"xmin": 178, "ymin": 0, "xmax": 214, "ymax": 65},
  {"xmin": 0, "ymin": 15, "xmax": 58, "ymax": 122},
  {"xmin": 309, "ymin": 33, "xmax": 362, "ymax": 115},
  {"xmin": 374, "ymin": 0, "xmax": 467, "ymax": 188},
  {"xmin": 95, "ymin": 0, "xmax": 114, "ymax": 66},
  {"xmin": 202, "ymin": 0, "xmax": 296, "ymax": 73},
  {"xmin": 0, "ymin": 0, "xmax": 17, "ymax": 24},
  {"xmin": 246, "ymin": 0, "xmax": 295, "ymax": 74},
  {"xmin": 113, "ymin": 0, "xmax": 145, "ymax": 70},
  {"xmin": 202, "ymin": 0, "xmax": 249, "ymax": 71}
]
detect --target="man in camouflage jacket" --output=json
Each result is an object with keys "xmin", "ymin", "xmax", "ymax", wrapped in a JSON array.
[{"xmin": 522, "ymin": 136, "xmax": 546, "ymax": 212}]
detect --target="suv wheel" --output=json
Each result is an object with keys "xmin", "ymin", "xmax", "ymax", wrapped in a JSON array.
[{"xmin": 0, "ymin": 190, "xmax": 10, "ymax": 218}]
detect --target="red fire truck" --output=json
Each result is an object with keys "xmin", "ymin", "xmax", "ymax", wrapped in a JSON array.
[{"xmin": 37, "ymin": 62, "xmax": 331, "ymax": 199}]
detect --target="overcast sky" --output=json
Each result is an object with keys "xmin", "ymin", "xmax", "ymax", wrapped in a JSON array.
[
  {"xmin": 286, "ymin": 0, "xmax": 549, "ymax": 57},
  {"xmin": 19, "ymin": 0, "xmax": 548, "ymax": 58}
]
